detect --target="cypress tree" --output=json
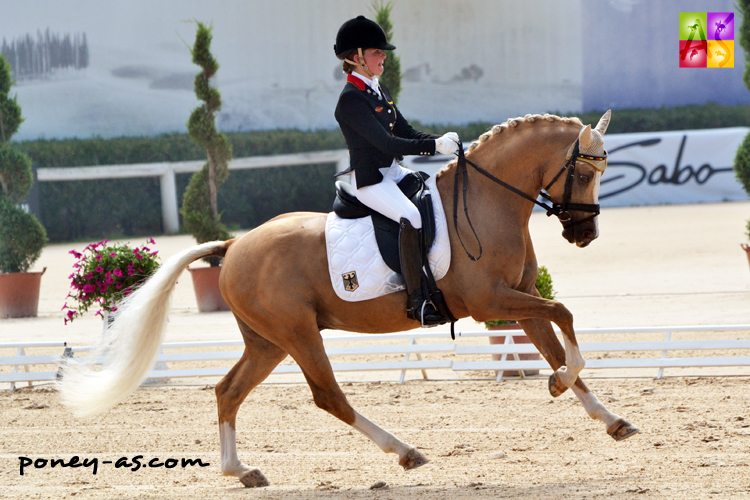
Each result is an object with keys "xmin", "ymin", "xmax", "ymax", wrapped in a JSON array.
[
  {"xmin": 734, "ymin": 0, "xmax": 750, "ymax": 238},
  {"xmin": 180, "ymin": 22, "xmax": 232, "ymax": 266},
  {"xmin": 0, "ymin": 54, "xmax": 46, "ymax": 273},
  {"xmin": 373, "ymin": 1, "xmax": 402, "ymax": 105}
]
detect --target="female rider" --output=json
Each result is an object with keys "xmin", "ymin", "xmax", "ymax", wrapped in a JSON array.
[{"xmin": 333, "ymin": 15, "xmax": 459, "ymax": 325}]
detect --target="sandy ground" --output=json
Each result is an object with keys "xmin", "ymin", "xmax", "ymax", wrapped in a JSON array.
[
  {"xmin": 2, "ymin": 377, "xmax": 750, "ymax": 499},
  {"xmin": 1, "ymin": 201, "xmax": 750, "ymax": 498}
]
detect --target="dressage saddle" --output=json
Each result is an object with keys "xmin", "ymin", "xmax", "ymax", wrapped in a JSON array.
[{"xmin": 332, "ymin": 171, "xmax": 437, "ymax": 274}]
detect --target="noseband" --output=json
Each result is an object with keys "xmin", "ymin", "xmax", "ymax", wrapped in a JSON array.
[{"xmin": 452, "ymin": 139, "xmax": 608, "ymax": 261}]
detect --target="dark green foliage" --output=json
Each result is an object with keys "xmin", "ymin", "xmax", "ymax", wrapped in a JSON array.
[
  {"xmin": 182, "ymin": 22, "xmax": 232, "ymax": 265},
  {"xmin": 0, "ymin": 54, "xmax": 46, "ymax": 273},
  {"xmin": 373, "ymin": 2, "xmax": 401, "ymax": 105},
  {"xmin": 0, "ymin": 197, "xmax": 46, "ymax": 272},
  {"xmin": 485, "ymin": 266, "xmax": 555, "ymax": 327},
  {"xmin": 736, "ymin": 1, "xmax": 750, "ymax": 235},
  {"xmin": 0, "ymin": 145, "xmax": 32, "ymax": 204},
  {"xmin": 740, "ymin": 0, "xmax": 750, "ymax": 93},
  {"xmin": 735, "ymin": 130, "xmax": 750, "ymax": 195}
]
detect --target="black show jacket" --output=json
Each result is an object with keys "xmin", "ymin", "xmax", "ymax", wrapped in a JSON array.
[{"xmin": 335, "ymin": 74, "xmax": 438, "ymax": 188}]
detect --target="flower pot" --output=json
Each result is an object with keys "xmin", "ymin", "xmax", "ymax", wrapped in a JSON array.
[
  {"xmin": 488, "ymin": 323, "xmax": 541, "ymax": 377},
  {"xmin": 0, "ymin": 267, "xmax": 46, "ymax": 319},
  {"xmin": 187, "ymin": 266, "xmax": 230, "ymax": 313},
  {"xmin": 742, "ymin": 244, "xmax": 750, "ymax": 269}
]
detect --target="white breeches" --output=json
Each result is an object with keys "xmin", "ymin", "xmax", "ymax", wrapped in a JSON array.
[{"xmin": 351, "ymin": 163, "xmax": 422, "ymax": 229}]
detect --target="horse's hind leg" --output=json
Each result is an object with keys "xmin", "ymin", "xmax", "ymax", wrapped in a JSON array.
[
  {"xmin": 519, "ymin": 317, "xmax": 639, "ymax": 441},
  {"xmin": 283, "ymin": 328, "xmax": 428, "ymax": 470},
  {"xmin": 215, "ymin": 318, "xmax": 288, "ymax": 487}
]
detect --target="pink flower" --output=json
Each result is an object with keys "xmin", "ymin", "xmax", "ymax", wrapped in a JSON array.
[
  {"xmin": 86, "ymin": 272, "xmax": 94, "ymax": 280},
  {"xmin": 151, "ymin": 251, "xmax": 158, "ymax": 257},
  {"xmin": 115, "ymin": 283, "xmax": 123, "ymax": 289},
  {"xmin": 135, "ymin": 253, "xmax": 144, "ymax": 260},
  {"xmin": 66, "ymin": 310, "xmax": 75, "ymax": 319},
  {"xmin": 110, "ymin": 252, "xmax": 117, "ymax": 257},
  {"xmin": 61, "ymin": 303, "xmax": 68, "ymax": 310},
  {"xmin": 95, "ymin": 310, "xmax": 103, "ymax": 317},
  {"xmin": 95, "ymin": 266, "xmax": 104, "ymax": 273},
  {"xmin": 148, "ymin": 238, "xmax": 155, "ymax": 245},
  {"xmin": 113, "ymin": 269, "xmax": 123, "ymax": 277},
  {"xmin": 106, "ymin": 276, "xmax": 114, "ymax": 284},
  {"xmin": 83, "ymin": 284, "xmax": 95, "ymax": 293},
  {"xmin": 69, "ymin": 250, "xmax": 82, "ymax": 259},
  {"xmin": 95, "ymin": 254, "xmax": 103, "ymax": 261}
]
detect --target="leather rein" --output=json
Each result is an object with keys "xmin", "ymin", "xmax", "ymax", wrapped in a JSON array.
[{"xmin": 452, "ymin": 139, "xmax": 607, "ymax": 261}]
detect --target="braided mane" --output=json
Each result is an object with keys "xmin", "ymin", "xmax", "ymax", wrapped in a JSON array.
[{"xmin": 437, "ymin": 113, "xmax": 584, "ymax": 176}]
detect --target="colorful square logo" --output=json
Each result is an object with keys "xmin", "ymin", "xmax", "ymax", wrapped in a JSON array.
[{"xmin": 679, "ymin": 12, "xmax": 734, "ymax": 68}]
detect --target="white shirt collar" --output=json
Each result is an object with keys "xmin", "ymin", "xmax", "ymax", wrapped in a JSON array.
[{"xmin": 351, "ymin": 71, "xmax": 381, "ymax": 97}]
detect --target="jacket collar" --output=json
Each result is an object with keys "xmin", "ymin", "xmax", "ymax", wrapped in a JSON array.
[
  {"xmin": 347, "ymin": 72, "xmax": 380, "ymax": 97},
  {"xmin": 347, "ymin": 73, "xmax": 367, "ymax": 91}
]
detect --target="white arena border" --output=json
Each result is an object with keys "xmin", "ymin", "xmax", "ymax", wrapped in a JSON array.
[{"xmin": 2, "ymin": 325, "xmax": 750, "ymax": 390}]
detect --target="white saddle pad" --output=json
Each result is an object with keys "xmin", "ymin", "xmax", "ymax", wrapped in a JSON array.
[{"xmin": 325, "ymin": 176, "xmax": 451, "ymax": 302}]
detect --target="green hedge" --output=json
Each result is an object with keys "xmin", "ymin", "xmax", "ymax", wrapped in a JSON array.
[{"xmin": 15, "ymin": 102, "xmax": 750, "ymax": 243}]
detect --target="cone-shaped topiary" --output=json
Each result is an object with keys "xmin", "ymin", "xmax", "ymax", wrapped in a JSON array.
[
  {"xmin": 180, "ymin": 22, "xmax": 232, "ymax": 266},
  {"xmin": 735, "ymin": 0, "xmax": 750, "ymax": 230},
  {"xmin": 373, "ymin": 1, "xmax": 401, "ymax": 105},
  {"xmin": 0, "ymin": 54, "xmax": 46, "ymax": 273}
]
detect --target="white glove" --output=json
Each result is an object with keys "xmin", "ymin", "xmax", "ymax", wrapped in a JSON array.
[{"xmin": 435, "ymin": 132, "xmax": 460, "ymax": 155}]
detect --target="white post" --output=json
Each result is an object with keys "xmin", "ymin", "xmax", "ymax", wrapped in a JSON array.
[
  {"xmin": 656, "ymin": 331, "xmax": 672, "ymax": 380},
  {"xmin": 160, "ymin": 168, "xmax": 180, "ymax": 234}
]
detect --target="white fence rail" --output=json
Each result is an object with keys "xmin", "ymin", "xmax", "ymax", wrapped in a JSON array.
[
  {"xmin": 36, "ymin": 150, "xmax": 350, "ymax": 234},
  {"xmin": 2, "ymin": 325, "xmax": 749, "ymax": 390}
]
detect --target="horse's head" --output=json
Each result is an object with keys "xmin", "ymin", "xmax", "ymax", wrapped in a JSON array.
[{"xmin": 546, "ymin": 110, "xmax": 610, "ymax": 248}]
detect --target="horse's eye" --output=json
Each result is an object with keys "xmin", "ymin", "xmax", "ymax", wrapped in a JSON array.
[{"xmin": 579, "ymin": 174, "xmax": 590, "ymax": 184}]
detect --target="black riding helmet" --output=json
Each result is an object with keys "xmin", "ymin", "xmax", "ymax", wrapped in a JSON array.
[{"xmin": 334, "ymin": 15, "xmax": 395, "ymax": 60}]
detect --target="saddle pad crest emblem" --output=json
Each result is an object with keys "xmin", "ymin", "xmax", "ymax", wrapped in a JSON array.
[{"xmin": 342, "ymin": 271, "xmax": 359, "ymax": 292}]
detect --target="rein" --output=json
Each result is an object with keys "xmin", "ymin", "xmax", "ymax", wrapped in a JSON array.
[{"xmin": 452, "ymin": 139, "xmax": 606, "ymax": 261}]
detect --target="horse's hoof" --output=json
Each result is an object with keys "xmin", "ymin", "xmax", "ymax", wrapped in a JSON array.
[
  {"xmin": 548, "ymin": 371, "xmax": 568, "ymax": 398},
  {"xmin": 399, "ymin": 448, "xmax": 430, "ymax": 470},
  {"xmin": 240, "ymin": 468, "xmax": 269, "ymax": 488},
  {"xmin": 607, "ymin": 418, "xmax": 640, "ymax": 442}
]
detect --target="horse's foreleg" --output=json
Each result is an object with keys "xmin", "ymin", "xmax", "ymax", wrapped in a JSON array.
[
  {"xmin": 518, "ymin": 317, "xmax": 639, "ymax": 441},
  {"xmin": 486, "ymin": 286, "xmax": 584, "ymax": 393},
  {"xmin": 216, "ymin": 320, "xmax": 288, "ymax": 487},
  {"xmin": 286, "ymin": 332, "xmax": 429, "ymax": 470},
  {"xmin": 570, "ymin": 380, "xmax": 640, "ymax": 441}
]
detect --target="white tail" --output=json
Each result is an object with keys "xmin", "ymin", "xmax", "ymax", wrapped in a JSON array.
[{"xmin": 58, "ymin": 241, "xmax": 228, "ymax": 418}]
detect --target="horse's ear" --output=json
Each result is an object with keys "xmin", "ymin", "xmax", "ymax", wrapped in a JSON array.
[
  {"xmin": 595, "ymin": 109, "xmax": 611, "ymax": 135},
  {"xmin": 579, "ymin": 124, "xmax": 592, "ymax": 149}
]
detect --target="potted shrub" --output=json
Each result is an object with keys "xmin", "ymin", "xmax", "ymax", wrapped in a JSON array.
[
  {"xmin": 0, "ymin": 54, "xmax": 47, "ymax": 318},
  {"xmin": 485, "ymin": 266, "xmax": 556, "ymax": 377},
  {"xmin": 180, "ymin": 22, "xmax": 232, "ymax": 312},
  {"xmin": 63, "ymin": 239, "xmax": 161, "ymax": 328},
  {"xmin": 736, "ymin": 0, "xmax": 750, "ymax": 268}
]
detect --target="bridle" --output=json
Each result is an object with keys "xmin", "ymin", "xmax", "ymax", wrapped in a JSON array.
[{"xmin": 452, "ymin": 139, "xmax": 608, "ymax": 261}]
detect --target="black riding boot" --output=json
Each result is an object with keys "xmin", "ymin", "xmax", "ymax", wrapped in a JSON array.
[{"xmin": 399, "ymin": 218, "xmax": 445, "ymax": 325}]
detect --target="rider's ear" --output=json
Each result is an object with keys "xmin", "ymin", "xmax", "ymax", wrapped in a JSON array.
[
  {"xmin": 579, "ymin": 124, "xmax": 592, "ymax": 150},
  {"xmin": 595, "ymin": 109, "xmax": 611, "ymax": 136}
]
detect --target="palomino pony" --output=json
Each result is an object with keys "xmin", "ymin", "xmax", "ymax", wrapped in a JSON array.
[{"xmin": 59, "ymin": 110, "xmax": 639, "ymax": 488}]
